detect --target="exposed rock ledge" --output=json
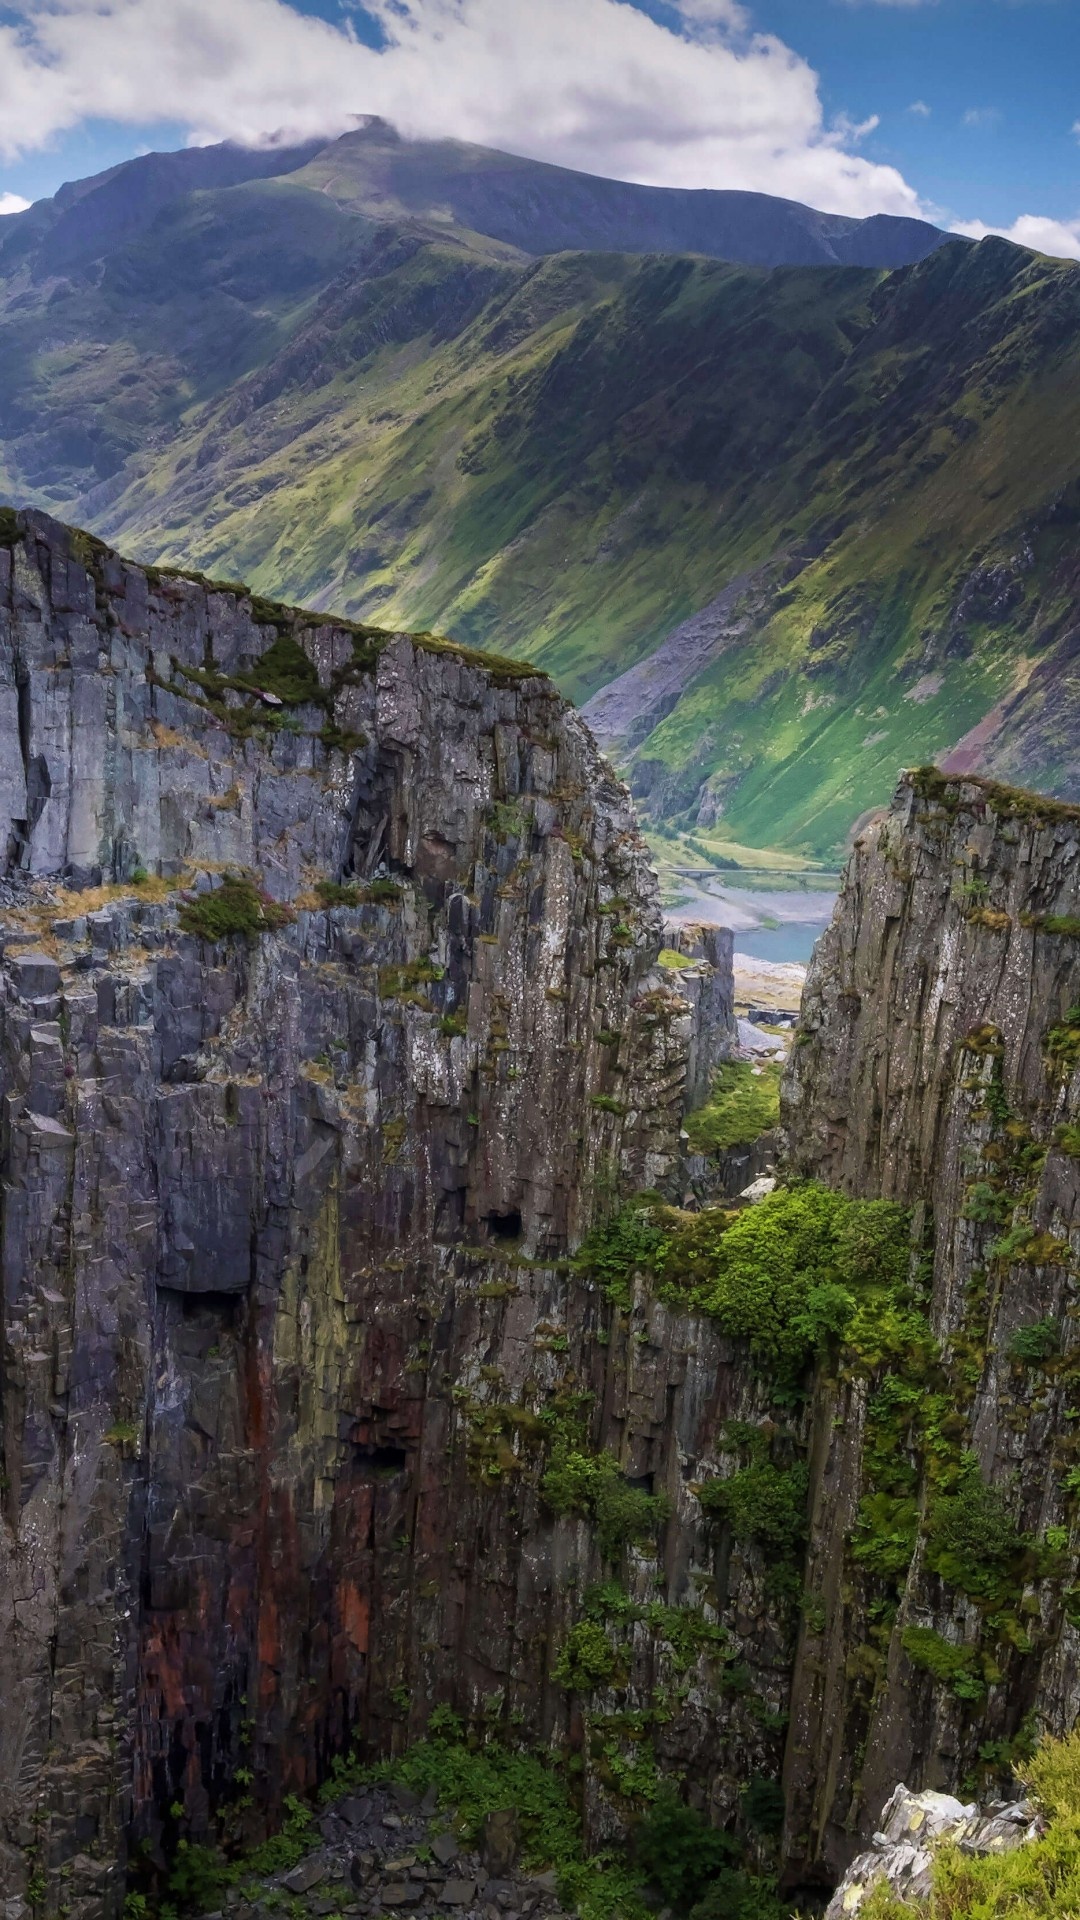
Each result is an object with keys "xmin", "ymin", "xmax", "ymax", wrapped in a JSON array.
[{"xmin": 825, "ymin": 1784, "xmax": 1041, "ymax": 1915}]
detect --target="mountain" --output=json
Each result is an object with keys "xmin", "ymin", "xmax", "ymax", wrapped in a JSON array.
[
  {"xmin": 7, "ymin": 128, "xmax": 1080, "ymax": 855},
  {"xmin": 3, "ymin": 119, "xmax": 948, "ymax": 277}
]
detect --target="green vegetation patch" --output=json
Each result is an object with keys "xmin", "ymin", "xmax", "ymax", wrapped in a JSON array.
[
  {"xmin": 1046, "ymin": 1007, "xmax": 1080, "ymax": 1079},
  {"xmin": 924, "ymin": 1454, "xmax": 1030, "ymax": 1605},
  {"xmin": 178, "ymin": 874, "xmax": 295, "ymax": 942},
  {"xmin": 541, "ymin": 1446, "xmax": 671, "ymax": 1559},
  {"xmin": 321, "ymin": 1729, "xmax": 649, "ymax": 1920},
  {"xmin": 900, "ymin": 1626, "xmax": 988, "ymax": 1703},
  {"xmin": 578, "ymin": 1185, "xmax": 914, "ymax": 1393},
  {"xmin": 684, "ymin": 1060, "xmax": 783, "ymax": 1155}
]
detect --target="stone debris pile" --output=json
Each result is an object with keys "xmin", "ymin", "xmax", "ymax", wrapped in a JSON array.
[{"xmin": 193, "ymin": 1784, "xmax": 569, "ymax": 1920}]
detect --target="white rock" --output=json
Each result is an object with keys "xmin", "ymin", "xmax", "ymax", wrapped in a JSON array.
[{"xmin": 740, "ymin": 1176, "xmax": 778, "ymax": 1204}]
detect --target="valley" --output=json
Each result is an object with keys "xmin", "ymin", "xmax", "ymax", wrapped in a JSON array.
[{"xmin": 3, "ymin": 128, "xmax": 1080, "ymax": 856}]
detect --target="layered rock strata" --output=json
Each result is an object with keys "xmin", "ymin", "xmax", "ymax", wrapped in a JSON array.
[
  {"xmin": 783, "ymin": 770, "xmax": 1080, "ymax": 1887},
  {"xmin": 0, "ymin": 513, "xmax": 745, "ymax": 1919}
]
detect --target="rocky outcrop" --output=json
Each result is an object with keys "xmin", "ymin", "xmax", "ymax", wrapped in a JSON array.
[
  {"xmin": 781, "ymin": 769, "xmax": 1080, "ymax": 1889},
  {"xmin": 0, "ymin": 513, "xmax": 746, "ymax": 1918},
  {"xmin": 824, "ymin": 1785, "xmax": 1041, "ymax": 1917}
]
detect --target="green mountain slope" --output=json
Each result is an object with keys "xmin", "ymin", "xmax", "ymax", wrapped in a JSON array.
[{"xmin": 1, "ymin": 136, "xmax": 1079, "ymax": 855}]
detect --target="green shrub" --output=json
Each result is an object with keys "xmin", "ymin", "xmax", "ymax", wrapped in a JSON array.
[
  {"xmin": 925, "ymin": 1456, "xmax": 1027, "ymax": 1601},
  {"xmin": 166, "ymin": 1841, "xmax": 230, "ymax": 1910},
  {"xmin": 698, "ymin": 1461, "xmax": 808, "ymax": 1555},
  {"xmin": 179, "ymin": 874, "xmax": 294, "ymax": 941},
  {"xmin": 330, "ymin": 1734, "xmax": 652, "ymax": 1920},
  {"xmin": 315, "ymin": 879, "xmax": 361, "ymax": 908},
  {"xmin": 239, "ymin": 632, "xmax": 322, "ymax": 706},
  {"xmin": 900, "ymin": 1626, "xmax": 986, "ymax": 1702},
  {"xmin": 740, "ymin": 1776, "xmax": 785, "ymax": 1837},
  {"xmin": 1008, "ymin": 1318, "xmax": 1059, "ymax": 1365},
  {"xmin": 575, "ymin": 1201, "xmax": 667, "ymax": 1307},
  {"xmin": 1046, "ymin": 1008, "xmax": 1080, "ymax": 1078},
  {"xmin": 684, "ymin": 1060, "xmax": 782, "ymax": 1154},
  {"xmin": 851, "ymin": 1489, "xmax": 920, "ymax": 1582},
  {"xmin": 552, "ymin": 1620, "xmax": 622, "ymax": 1691},
  {"xmin": 541, "ymin": 1447, "xmax": 670, "ymax": 1558},
  {"xmin": 690, "ymin": 1876, "xmax": 787, "ymax": 1920},
  {"xmin": 657, "ymin": 1185, "xmax": 912, "ymax": 1389},
  {"xmin": 634, "ymin": 1793, "xmax": 739, "ymax": 1908}
]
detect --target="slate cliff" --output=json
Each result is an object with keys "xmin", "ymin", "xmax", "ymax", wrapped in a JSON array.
[
  {"xmin": 783, "ymin": 770, "xmax": 1080, "ymax": 1887},
  {"xmin": 0, "ymin": 513, "xmax": 739, "ymax": 1918},
  {"xmin": 9, "ymin": 514, "xmax": 1080, "ymax": 1920}
]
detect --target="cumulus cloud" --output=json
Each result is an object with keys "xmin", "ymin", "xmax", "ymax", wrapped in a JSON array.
[
  {"xmin": 951, "ymin": 214, "xmax": 1080, "ymax": 262},
  {"xmin": 0, "ymin": 0, "xmax": 931, "ymax": 218},
  {"xmin": 0, "ymin": 193, "xmax": 30, "ymax": 215}
]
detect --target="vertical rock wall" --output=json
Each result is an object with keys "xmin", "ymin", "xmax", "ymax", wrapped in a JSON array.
[
  {"xmin": 0, "ymin": 514, "xmax": 745, "ymax": 1919},
  {"xmin": 781, "ymin": 770, "xmax": 1080, "ymax": 1888}
]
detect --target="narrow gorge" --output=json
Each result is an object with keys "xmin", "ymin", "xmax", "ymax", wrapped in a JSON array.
[{"xmin": 2, "ymin": 513, "xmax": 1080, "ymax": 1920}]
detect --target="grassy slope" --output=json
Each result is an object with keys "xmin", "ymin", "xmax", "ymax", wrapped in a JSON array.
[{"xmin": 3, "ymin": 164, "xmax": 1080, "ymax": 855}]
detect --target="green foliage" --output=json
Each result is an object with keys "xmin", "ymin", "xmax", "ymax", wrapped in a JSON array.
[
  {"xmin": 900, "ymin": 1627, "xmax": 987, "ymax": 1702},
  {"xmin": 579, "ymin": 1584, "xmax": 730, "ymax": 1675},
  {"xmin": 575, "ymin": 1201, "xmax": 667, "ymax": 1308},
  {"xmin": 684, "ymin": 1061, "xmax": 783, "ymax": 1155},
  {"xmin": 315, "ymin": 879, "xmax": 361, "ymax": 907},
  {"xmin": 540, "ymin": 1447, "xmax": 671, "ymax": 1558},
  {"xmin": 656, "ymin": 1185, "xmax": 913, "ymax": 1390},
  {"xmin": 239, "ymin": 632, "xmax": 322, "ymax": 705},
  {"xmin": 336, "ymin": 1733, "xmax": 651, "ymax": 1920},
  {"xmin": 1045, "ymin": 1007, "xmax": 1080, "ymax": 1079},
  {"xmin": 440, "ymin": 1008, "xmax": 468, "ymax": 1037},
  {"xmin": 739, "ymin": 1776, "xmax": 786, "ymax": 1837},
  {"xmin": 178, "ymin": 874, "xmax": 294, "ymax": 941},
  {"xmin": 690, "ymin": 1876, "xmax": 787, "ymax": 1920},
  {"xmin": 1009, "ymin": 1318, "xmax": 1060, "ymax": 1365},
  {"xmin": 633, "ymin": 1793, "xmax": 739, "ymax": 1909},
  {"xmin": 165, "ymin": 1843, "xmax": 230, "ymax": 1910},
  {"xmin": 552, "ymin": 1620, "xmax": 623, "ymax": 1692},
  {"xmin": 378, "ymin": 958, "xmax": 443, "ymax": 1003},
  {"xmin": 165, "ymin": 1794, "xmax": 317, "ymax": 1910},
  {"xmin": 365, "ymin": 878, "xmax": 403, "ymax": 904},
  {"xmin": 698, "ymin": 1461, "xmax": 808, "ymax": 1555},
  {"xmin": 925, "ymin": 1455, "xmax": 1028, "ymax": 1603}
]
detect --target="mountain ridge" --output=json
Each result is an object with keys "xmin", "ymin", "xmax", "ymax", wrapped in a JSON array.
[{"xmin": 3, "ymin": 132, "xmax": 1079, "ymax": 854}]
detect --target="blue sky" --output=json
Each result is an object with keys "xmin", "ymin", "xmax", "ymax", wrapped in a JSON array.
[{"xmin": 1, "ymin": 0, "xmax": 1077, "ymax": 251}]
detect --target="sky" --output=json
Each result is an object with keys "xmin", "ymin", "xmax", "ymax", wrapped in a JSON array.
[{"xmin": 0, "ymin": 0, "xmax": 1078, "ymax": 256}]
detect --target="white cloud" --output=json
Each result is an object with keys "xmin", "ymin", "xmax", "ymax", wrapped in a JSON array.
[
  {"xmin": 952, "ymin": 214, "xmax": 1080, "ymax": 262},
  {"xmin": 908, "ymin": 100, "xmax": 932, "ymax": 117},
  {"xmin": 0, "ymin": 0, "xmax": 931, "ymax": 219},
  {"xmin": 0, "ymin": 192, "xmax": 30, "ymax": 215},
  {"xmin": 962, "ymin": 106, "xmax": 1001, "ymax": 129}
]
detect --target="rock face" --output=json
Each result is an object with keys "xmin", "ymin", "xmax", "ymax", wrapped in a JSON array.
[
  {"xmin": 782, "ymin": 769, "xmax": 1080, "ymax": 1889},
  {"xmin": 0, "ymin": 513, "xmax": 745, "ymax": 1917},
  {"xmin": 12, "ymin": 524, "xmax": 1080, "ymax": 1920},
  {"xmin": 824, "ymin": 1785, "xmax": 1041, "ymax": 1916}
]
